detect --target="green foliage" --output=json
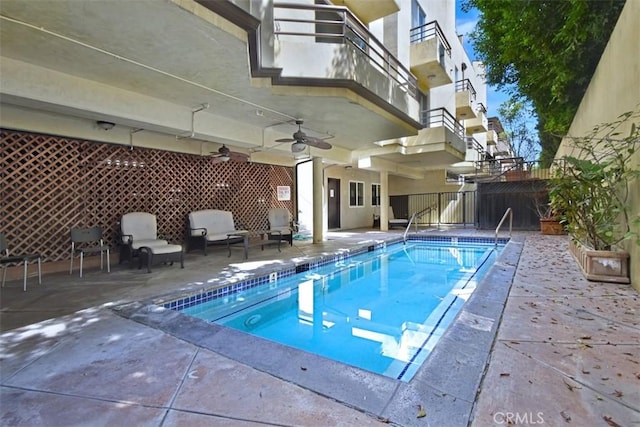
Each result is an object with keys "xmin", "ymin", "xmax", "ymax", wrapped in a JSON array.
[
  {"xmin": 549, "ymin": 111, "xmax": 640, "ymax": 250},
  {"xmin": 464, "ymin": 0, "xmax": 625, "ymax": 163},
  {"xmin": 497, "ymin": 99, "xmax": 539, "ymax": 161}
]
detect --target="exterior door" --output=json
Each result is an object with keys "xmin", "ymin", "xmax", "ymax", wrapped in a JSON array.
[{"xmin": 328, "ymin": 178, "xmax": 340, "ymax": 229}]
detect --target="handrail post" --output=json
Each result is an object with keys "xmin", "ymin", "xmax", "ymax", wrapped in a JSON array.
[
  {"xmin": 495, "ymin": 207, "xmax": 513, "ymax": 247},
  {"xmin": 403, "ymin": 212, "xmax": 417, "ymax": 243}
]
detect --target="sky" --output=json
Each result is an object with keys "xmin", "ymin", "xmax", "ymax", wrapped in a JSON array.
[{"xmin": 455, "ymin": 0, "xmax": 508, "ymax": 119}]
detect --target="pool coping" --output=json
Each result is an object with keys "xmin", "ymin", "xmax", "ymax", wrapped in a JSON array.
[{"xmin": 112, "ymin": 234, "xmax": 524, "ymax": 426}]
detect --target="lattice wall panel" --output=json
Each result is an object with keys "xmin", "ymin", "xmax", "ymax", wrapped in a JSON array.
[{"xmin": 1, "ymin": 129, "xmax": 294, "ymax": 262}]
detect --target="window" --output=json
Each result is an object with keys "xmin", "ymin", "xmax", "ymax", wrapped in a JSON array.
[
  {"xmin": 371, "ymin": 183, "xmax": 381, "ymax": 206},
  {"xmin": 412, "ymin": 0, "xmax": 426, "ymax": 29},
  {"xmin": 349, "ymin": 181, "xmax": 364, "ymax": 207},
  {"xmin": 419, "ymin": 92, "xmax": 429, "ymax": 127}
]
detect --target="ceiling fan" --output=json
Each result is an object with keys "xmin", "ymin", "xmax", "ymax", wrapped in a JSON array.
[
  {"xmin": 275, "ymin": 120, "xmax": 332, "ymax": 153},
  {"xmin": 210, "ymin": 145, "xmax": 249, "ymax": 164}
]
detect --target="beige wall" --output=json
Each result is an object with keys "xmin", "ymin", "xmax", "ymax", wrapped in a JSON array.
[
  {"xmin": 389, "ymin": 169, "xmax": 466, "ymax": 195},
  {"xmin": 325, "ymin": 165, "xmax": 382, "ymax": 230},
  {"xmin": 554, "ymin": 0, "xmax": 640, "ymax": 288}
]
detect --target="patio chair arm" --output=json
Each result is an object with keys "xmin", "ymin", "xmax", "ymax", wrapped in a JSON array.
[
  {"xmin": 121, "ymin": 233, "xmax": 134, "ymax": 245},
  {"xmin": 190, "ymin": 227, "xmax": 207, "ymax": 237}
]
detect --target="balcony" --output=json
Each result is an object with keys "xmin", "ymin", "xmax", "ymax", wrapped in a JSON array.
[
  {"xmin": 455, "ymin": 79, "xmax": 477, "ymax": 120},
  {"xmin": 409, "ymin": 21, "xmax": 453, "ymax": 91},
  {"xmin": 273, "ymin": 3, "xmax": 418, "ymax": 120},
  {"xmin": 411, "ymin": 108, "xmax": 466, "ymax": 166},
  {"xmin": 360, "ymin": 108, "xmax": 465, "ymax": 169},
  {"xmin": 465, "ymin": 103, "xmax": 488, "ymax": 134},
  {"xmin": 465, "ymin": 136, "xmax": 484, "ymax": 161},
  {"xmin": 496, "ymin": 137, "xmax": 513, "ymax": 157},
  {"xmin": 331, "ymin": 0, "xmax": 399, "ymax": 24},
  {"xmin": 487, "ymin": 129, "xmax": 497, "ymax": 145}
]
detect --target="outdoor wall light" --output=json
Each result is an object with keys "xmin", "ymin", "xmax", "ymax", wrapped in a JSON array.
[{"xmin": 96, "ymin": 120, "xmax": 116, "ymax": 131}]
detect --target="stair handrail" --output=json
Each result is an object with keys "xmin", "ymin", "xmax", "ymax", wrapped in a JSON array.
[
  {"xmin": 495, "ymin": 207, "xmax": 513, "ymax": 247},
  {"xmin": 403, "ymin": 205, "xmax": 437, "ymax": 243}
]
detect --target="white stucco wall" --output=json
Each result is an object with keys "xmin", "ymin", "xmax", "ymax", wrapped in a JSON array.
[{"xmin": 554, "ymin": 0, "xmax": 640, "ymax": 288}]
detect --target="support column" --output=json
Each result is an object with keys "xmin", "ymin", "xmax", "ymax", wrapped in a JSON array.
[
  {"xmin": 380, "ymin": 171, "xmax": 389, "ymax": 231},
  {"xmin": 312, "ymin": 157, "xmax": 324, "ymax": 243}
]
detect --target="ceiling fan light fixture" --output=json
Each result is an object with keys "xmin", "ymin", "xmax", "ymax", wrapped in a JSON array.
[
  {"xmin": 291, "ymin": 141, "xmax": 306, "ymax": 153},
  {"xmin": 220, "ymin": 154, "xmax": 230, "ymax": 162}
]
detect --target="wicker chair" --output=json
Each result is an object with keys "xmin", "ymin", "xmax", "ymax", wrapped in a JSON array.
[
  {"xmin": 119, "ymin": 212, "xmax": 168, "ymax": 265},
  {"xmin": 267, "ymin": 208, "xmax": 294, "ymax": 246}
]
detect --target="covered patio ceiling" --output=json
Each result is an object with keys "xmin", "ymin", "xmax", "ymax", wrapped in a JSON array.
[{"xmin": 0, "ymin": 0, "xmax": 421, "ymax": 170}]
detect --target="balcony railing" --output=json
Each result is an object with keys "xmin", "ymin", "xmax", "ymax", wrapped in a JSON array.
[
  {"xmin": 475, "ymin": 158, "xmax": 554, "ymax": 180},
  {"xmin": 455, "ymin": 79, "xmax": 477, "ymax": 101},
  {"xmin": 465, "ymin": 136, "xmax": 483, "ymax": 153},
  {"xmin": 409, "ymin": 20, "xmax": 452, "ymax": 56},
  {"xmin": 421, "ymin": 108, "xmax": 464, "ymax": 139},
  {"xmin": 476, "ymin": 102, "xmax": 487, "ymax": 114},
  {"xmin": 274, "ymin": 2, "xmax": 417, "ymax": 98}
]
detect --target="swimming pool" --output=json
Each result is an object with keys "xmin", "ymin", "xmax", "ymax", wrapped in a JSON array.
[{"xmin": 176, "ymin": 239, "xmax": 503, "ymax": 382}]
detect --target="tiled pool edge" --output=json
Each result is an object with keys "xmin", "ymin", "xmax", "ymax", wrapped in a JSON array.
[
  {"xmin": 157, "ymin": 235, "xmax": 507, "ymax": 312},
  {"xmin": 379, "ymin": 235, "xmax": 524, "ymax": 426},
  {"xmin": 157, "ymin": 237, "xmax": 397, "ymax": 311},
  {"xmin": 112, "ymin": 234, "xmax": 523, "ymax": 427}
]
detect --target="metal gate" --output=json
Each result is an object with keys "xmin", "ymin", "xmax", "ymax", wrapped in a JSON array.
[{"xmin": 391, "ymin": 191, "xmax": 477, "ymax": 227}]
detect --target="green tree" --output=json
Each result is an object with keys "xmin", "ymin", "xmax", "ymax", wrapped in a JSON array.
[
  {"xmin": 463, "ymin": 0, "xmax": 625, "ymax": 165},
  {"xmin": 497, "ymin": 99, "xmax": 539, "ymax": 161}
]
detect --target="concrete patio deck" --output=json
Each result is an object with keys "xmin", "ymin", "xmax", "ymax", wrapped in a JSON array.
[{"xmin": 1, "ymin": 229, "xmax": 638, "ymax": 426}]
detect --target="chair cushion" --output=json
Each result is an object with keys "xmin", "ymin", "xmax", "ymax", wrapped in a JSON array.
[
  {"xmin": 268, "ymin": 208, "xmax": 291, "ymax": 228},
  {"xmin": 142, "ymin": 244, "xmax": 182, "ymax": 255},
  {"xmin": 131, "ymin": 239, "xmax": 168, "ymax": 250},
  {"xmin": 206, "ymin": 231, "xmax": 248, "ymax": 242},
  {"xmin": 389, "ymin": 207, "xmax": 408, "ymax": 223},
  {"xmin": 189, "ymin": 210, "xmax": 239, "ymax": 240},
  {"xmin": 121, "ymin": 212, "xmax": 158, "ymax": 242},
  {"xmin": 269, "ymin": 226, "xmax": 292, "ymax": 235},
  {"xmin": 388, "ymin": 206, "xmax": 397, "ymax": 220}
]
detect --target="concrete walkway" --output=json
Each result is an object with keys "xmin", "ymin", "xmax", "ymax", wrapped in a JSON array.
[
  {"xmin": 1, "ymin": 230, "xmax": 638, "ymax": 426},
  {"xmin": 471, "ymin": 234, "xmax": 639, "ymax": 426}
]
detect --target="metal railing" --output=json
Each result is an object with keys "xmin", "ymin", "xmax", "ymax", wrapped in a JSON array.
[
  {"xmin": 495, "ymin": 207, "xmax": 513, "ymax": 247},
  {"xmin": 474, "ymin": 158, "xmax": 554, "ymax": 181},
  {"xmin": 465, "ymin": 136, "xmax": 483, "ymax": 153},
  {"xmin": 409, "ymin": 20, "xmax": 452, "ymax": 56},
  {"xmin": 392, "ymin": 191, "xmax": 477, "ymax": 228},
  {"xmin": 420, "ymin": 108, "xmax": 465, "ymax": 139},
  {"xmin": 455, "ymin": 79, "xmax": 477, "ymax": 101},
  {"xmin": 402, "ymin": 205, "xmax": 436, "ymax": 242},
  {"xmin": 274, "ymin": 2, "xmax": 417, "ymax": 99}
]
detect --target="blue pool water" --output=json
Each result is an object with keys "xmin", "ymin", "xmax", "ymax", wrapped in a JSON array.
[{"xmin": 179, "ymin": 240, "xmax": 502, "ymax": 381}]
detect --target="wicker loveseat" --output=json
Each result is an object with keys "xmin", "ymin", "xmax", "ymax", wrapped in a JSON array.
[{"xmin": 186, "ymin": 209, "xmax": 247, "ymax": 255}]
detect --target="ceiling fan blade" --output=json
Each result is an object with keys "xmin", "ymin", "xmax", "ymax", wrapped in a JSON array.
[
  {"xmin": 304, "ymin": 137, "xmax": 332, "ymax": 150},
  {"xmin": 275, "ymin": 138, "xmax": 296, "ymax": 143}
]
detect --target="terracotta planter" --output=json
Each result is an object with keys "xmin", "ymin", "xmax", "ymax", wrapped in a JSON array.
[
  {"xmin": 569, "ymin": 239, "xmax": 630, "ymax": 284},
  {"xmin": 539, "ymin": 218, "xmax": 565, "ymax": 235}
]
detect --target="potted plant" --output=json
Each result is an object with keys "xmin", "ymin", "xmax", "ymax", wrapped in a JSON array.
[
  {"xmin": 549, "ymin": 110, "xmax": 640, "ymax": 283},
  {"xmin": 530, "ymin": 187, "xmax": 565, "ymax": 235}
]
